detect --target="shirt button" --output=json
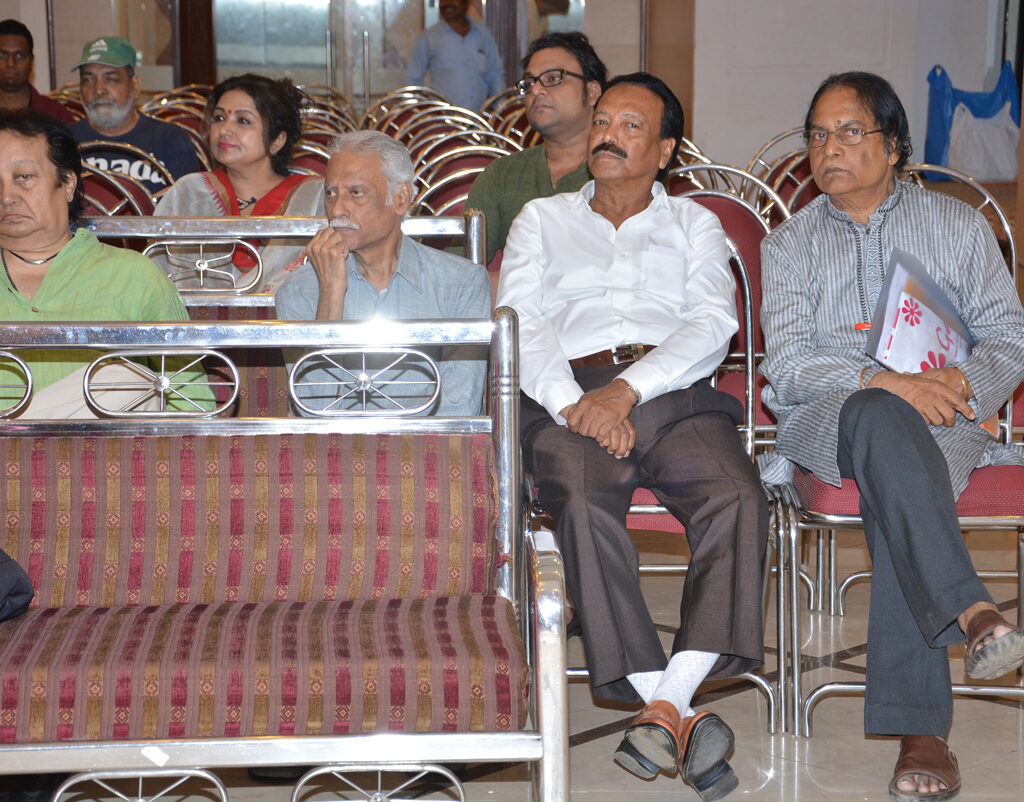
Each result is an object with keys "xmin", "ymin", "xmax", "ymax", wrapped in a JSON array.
[{"xmin": 31, "ymin": 307, "xmax": 39, "ymax": 313}]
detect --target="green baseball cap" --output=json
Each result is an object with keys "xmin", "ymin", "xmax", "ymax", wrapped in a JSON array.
[{"xmin": 71, "ymin": 36, "xmax": 137, "ymax": 72}]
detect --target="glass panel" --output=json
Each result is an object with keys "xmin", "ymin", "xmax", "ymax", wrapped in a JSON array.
[
  {"xmin": 338, "ymin": 0, "xmax": 423, "ymax": 112},
  {"xmin": 212, "ymin": 0, "xmax": 425, "ymax": 115},
  {"xmin": 544, "ymin": 0, "xmax": 585, "ymax": 35},
  {"xmin": 214, "ymin": 0, "xmax": 331, "ymax": 87}
]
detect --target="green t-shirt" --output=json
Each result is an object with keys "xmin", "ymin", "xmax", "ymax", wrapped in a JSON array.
[
  {"xmin": 465, "ymin": 145, "xmax": 592, "ymax": 264},
  {"xmin": 0, "ymin": 228, "xmax": 215, "ymax": 410}
]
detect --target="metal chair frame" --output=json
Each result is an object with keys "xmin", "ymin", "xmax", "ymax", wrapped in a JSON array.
[
  {"xmin": 746, "ymin": 127, "xmax": 806, "ymax": 182},
  {"xmin": 412, "ymin": 144, "xmax": 514, "ymax": 190},
  {"xmin": 80, "ymin": 163, "xmax": 151, "ymax": 217},
  {"xmin": 78, "ymin": 140, "xmax": 176, "ymax": 188},
  {"xmin": 86, "ymin": 211, "xmax": 487, "ymax": 298},
  {"xmin": 668, "ymin": 163, "xmax": 792, "ymax": 228}
]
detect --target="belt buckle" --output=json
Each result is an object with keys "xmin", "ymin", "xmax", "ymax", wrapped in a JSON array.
[{"xmin": 611, "ymin": 344, "xmax": 643, "ymax": 364}]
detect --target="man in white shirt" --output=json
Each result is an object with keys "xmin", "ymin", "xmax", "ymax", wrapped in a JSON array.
[{"xmin": 497, "ymin": 73, "xmax": 767, "ymax": 801}]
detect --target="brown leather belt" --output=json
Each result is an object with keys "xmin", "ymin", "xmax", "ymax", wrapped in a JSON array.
[{"xmin": 568, "ymin": 344, "xmax": 657, "ymax": 369}]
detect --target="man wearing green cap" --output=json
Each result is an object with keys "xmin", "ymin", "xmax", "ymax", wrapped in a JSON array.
[{"xmin": 70, "ymin": 36, "xmax": 200, "ymax": 195}]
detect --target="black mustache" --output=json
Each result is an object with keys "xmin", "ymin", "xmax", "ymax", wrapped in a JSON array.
[{"xmin": 591, "ymin": 142, "xmax": 627, "ymax": 159}]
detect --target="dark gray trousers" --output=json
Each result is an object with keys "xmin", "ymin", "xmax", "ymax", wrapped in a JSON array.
[
  {"xmin": 836, "ymin": 389, "xmax": 991, "ymax": 736},
  {"xmin": 522, "ymin": 366, "xmax": 768, "ymax": 703}
]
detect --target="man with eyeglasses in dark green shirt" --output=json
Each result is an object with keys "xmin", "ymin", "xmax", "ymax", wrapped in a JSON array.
[{"xmin": 464, "ymin": 32, "xmax": 606, "ymax": 297}]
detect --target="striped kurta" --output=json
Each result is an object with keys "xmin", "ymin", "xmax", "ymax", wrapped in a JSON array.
[{"xmin": 759, "ymin": 180, "xmax": 1024, "ymax": 498}]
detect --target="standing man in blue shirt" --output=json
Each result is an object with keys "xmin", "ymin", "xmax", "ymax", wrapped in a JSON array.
[{"xmin": 404, "ymin": 0, "xmax": 505, "ymax": 110}]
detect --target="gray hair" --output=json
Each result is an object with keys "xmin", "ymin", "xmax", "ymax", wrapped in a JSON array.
[{"xmin": 328, "ymin": 130, "xmax": 414, "ymax": 204}]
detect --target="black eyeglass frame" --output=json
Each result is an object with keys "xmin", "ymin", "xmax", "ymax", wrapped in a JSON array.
[{"xmin": 515, "ymin": 68, "xmax": 587, "ymax": 95}]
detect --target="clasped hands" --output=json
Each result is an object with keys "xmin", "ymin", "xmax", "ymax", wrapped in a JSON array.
[
  {"xmin": 559, "ymin": 378, "xmax": 638, "ymax": 458},
  {"xmin": 868, "ymin": 366, "xmax": 974, "ymax": 427}
]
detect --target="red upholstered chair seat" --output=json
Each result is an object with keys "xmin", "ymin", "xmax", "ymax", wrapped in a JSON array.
[
  {"xmin": 0, "ymin": 595, "xmax": 526, "ymax": 742},
  {"xmin": 792, "ymin": 464, "xmax": 1024, "ymax": 517},
  {"xmin": 626, "ymin": 487, "xmax": 683, "ymax": 533}
]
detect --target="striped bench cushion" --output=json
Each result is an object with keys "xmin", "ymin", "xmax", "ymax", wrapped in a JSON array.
[
  {"xmin": 0, "ymin": 594, "xmax": 527, "ymax": 742},
  {"xmin": 1, "ymin": 432, "xmax": 498, "ymax": 607},
  {"xmin": 187, "ymin": 305, "xmax": 289, "ymax": 417}
]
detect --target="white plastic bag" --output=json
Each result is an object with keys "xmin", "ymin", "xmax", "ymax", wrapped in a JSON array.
[{"xmin": 948, "ymin": 100, "xmax": 1020, "ymax": 182}]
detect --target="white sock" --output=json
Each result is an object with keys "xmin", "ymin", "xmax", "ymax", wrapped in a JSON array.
[
  {"xmin": 650, "ymin": 650, "xmax": 719, "ymax": 717},
  {"xmin": 627, "ymin": 670, "xmax": 662, "ymax": 704}
]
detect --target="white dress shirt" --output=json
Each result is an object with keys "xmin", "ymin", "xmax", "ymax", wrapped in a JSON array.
[{"xmin": 497, "ymin": 181, "xmax": 737, "ymax": 422}]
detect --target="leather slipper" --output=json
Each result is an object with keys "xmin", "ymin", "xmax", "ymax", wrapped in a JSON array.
[
  {"xmin": 963, "ymin": 608, "xmax": 1024, "ymax": 679},
  {"xmin": 889, "ymin": 735, "xmax": 960, "ymax": 802},
  {"xmin": 613, "ymin": 700, "xmax": 682, "ymax": 779},
  {"xmin": 678, "ymin": 712, "xmax": 738, "ymax": 801}
]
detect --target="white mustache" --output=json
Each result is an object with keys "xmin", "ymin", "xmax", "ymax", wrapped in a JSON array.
[{"xmin": 329, "ymin": 219, "xmax": 359, "ymax": 230}]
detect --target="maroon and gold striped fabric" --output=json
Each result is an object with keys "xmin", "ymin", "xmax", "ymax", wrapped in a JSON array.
[
  {"xmin": 0, "ymin": 595, "xmax": 526, "ymax": 741},
  {"xmin": 186, "ymin": 305, "xmax": 289, "ymax": 417},
  {"xmin": 1, "ymin": 433, "xmax": 497, "ymax": 607},
  {"xmin": 0, "ymin": 432, "xmax": 526, "ymax": 740}
]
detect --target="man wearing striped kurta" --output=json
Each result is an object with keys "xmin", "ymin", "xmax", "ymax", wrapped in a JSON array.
[{"xmin": 760, "ymin": 71, "xmax": 1024, "ymax": 802}]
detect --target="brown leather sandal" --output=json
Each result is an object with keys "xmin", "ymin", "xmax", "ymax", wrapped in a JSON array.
[
  {"xmin": 888, "ymin": 735, "xmax": 960, "ymax": 802},
  {"xmin": 964, "ymin": 608, "xmax": 1024, "ymax": 679}
]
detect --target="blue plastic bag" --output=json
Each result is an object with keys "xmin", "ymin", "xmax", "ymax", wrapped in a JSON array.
[{"xmin": 924, "ymin": 62, "xmax": 1020, "ymax": 173}]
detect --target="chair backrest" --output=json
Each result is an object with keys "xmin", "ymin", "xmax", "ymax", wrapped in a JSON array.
[
  {"xmin": 289, "ymin": 141, "xmax": 331, "ymax": 176},
  {"xmin": 746, "ymin": 126, "xmax": 805, "ymax": 181},
  {"xmin": 1014, "ymin": 381, "xmax": 1024, "ymax": 441},
  {"xmin": 410, "ymin": 168, "xmax": 485, "ymax": 217},
  {"xmin": 78, "ymin": 140, "xmax": 176, "ymax": 189},
  {"xmin": 0, "ymin": 313, "xmax": 517, "ymax": 606},
  {"xmin": 787, "ymin": 173, "xmax": 822, "ymax": 214},
  {"xmin": 409, "ymin": 129, "xmax": 520, "ymax": 167},
  {"xmin": 901, "ymin": 163, "xmax": 1017, "ymax": 279},
  {"xmin": 394, "ymin": 106, "xmax": 493, "ymax": 145},
  {"xmin": 413, "ymin": 144, "xmax": 512, "ymax": 190},
  {"xmin": 684, "ymin": 191, "xmax": 770, "ymax": 360},
  {"xmin": 80, "ymin": 164, "xmax": 153, "ymax": 217},
  {"xmin": 495, "ymin": 106, "xmax": 541, "ymax": 147},
  {"xmin": 764, "ymin": 150, "xmax": 813, "ymax": 212},
  {"xmin": 364, "ymin": 98, "xmax": 449, "ymax": 135},
  {"xmin": 669, "ymin": 163, "xmax": 791, "ymax": 230}
]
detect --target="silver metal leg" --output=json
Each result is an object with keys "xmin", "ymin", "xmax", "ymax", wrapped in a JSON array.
[
  {"xmin": 54, "ymin": 769, "xmax": 228, "ymax": 802},
  {"xmin": 291, "ymin": 764, "xmax": 466, "ymax": 802},
  {"xmin": 787, "ymin": 502, "xmax": 805, "ymax": 736},
  {"xmin": 827, "ymin": 530, "xmax": 837, "ymax": 616},
  {"xmin": 814, "ymin": 530, "xmax": 825, "ymax": 611}
]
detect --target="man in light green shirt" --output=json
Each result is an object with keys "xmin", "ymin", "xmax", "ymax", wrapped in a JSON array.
[
  {"xmin": 465, "ymin": 32, "xmax": 606, "ymax": 280},
  {"xmin": 0, "ymin": 109, "xmax": 214, "ymax": 413}
]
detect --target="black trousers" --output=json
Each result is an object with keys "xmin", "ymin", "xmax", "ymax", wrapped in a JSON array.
[
  {"xmin": 835, "ymin": 389, "xmax": 991, "ymax": 736},
  {"xmin": 522, "ymin": 365, "xmax": 768, "ymax": 703}
]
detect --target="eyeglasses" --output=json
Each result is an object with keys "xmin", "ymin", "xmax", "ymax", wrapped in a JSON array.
[
  {"xmin": 515, "ymin": 68, "xmax": 586, "ymax": 95},
  {"xmin": 803, "ymin": 125, "xmax": 884, "ymax": 148}
]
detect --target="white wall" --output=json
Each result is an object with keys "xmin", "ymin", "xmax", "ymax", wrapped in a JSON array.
[
  {"xmin": 691, "ymin": 0, "xmax": 1004, "ymax": 168},
  {"xmin": 584, "ymin": 0, "xmax": 643, "ymax": 78}
]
